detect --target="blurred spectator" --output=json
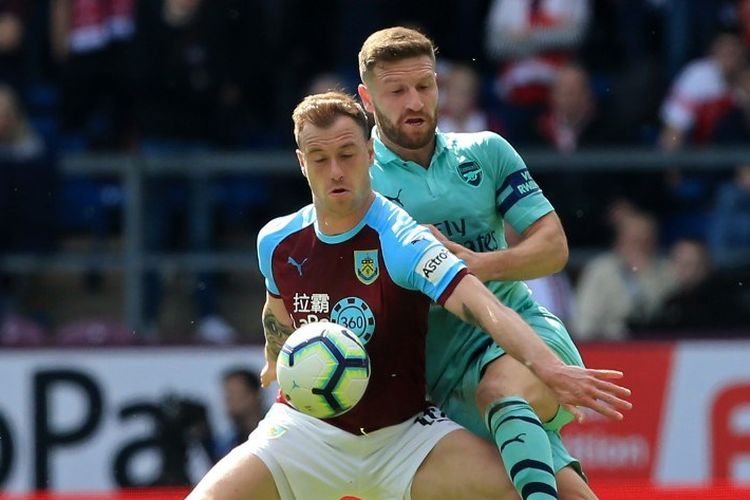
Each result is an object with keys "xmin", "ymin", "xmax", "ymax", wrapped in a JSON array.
[
  {"xmin": 658, "ymin": 28, "xmax": 747, "ymax": 245},
  {"xmin": 0, "ymin": 84, "xmax": 56, "ymax": 253},
  {"xmin": 529, "ymin": 63, "xmax": 613, "ymax": 151},
  {"xmin": 219, "ymin": 0, "xmax": 275, "ymax": 147},
  {"xmin": 437, "ymin": 62, "xmax": 490, "ymax": 133},
  {"xmin": 129, "ymin": 0, "xmax": 239, "ymax": 147},
  {"xmin": 577, "ymin": 0, "xmax": 667, "ymax": 146},
  {"xmin": 574, "ymin": 211, "xmax": 675, "ymax": 341},
  {"xmin": 659, "ymin": 27, "xmax": 747, "ymax": 150},
  {"xmin": 138, "ymin": 149, "xmax": 240, "ymax": 342},
  {"xmin": 0, "ymin": 85, "xmax": 56, "ymax": 337},
  {"xmin": 484, "ymin": 0, "xmax": 590, "ymax": 108},
  {"xmin": 606, "ymin": 196, "xmax": 640, "ymax": 229},
  {"xmin": 712, "ymin": 65, "xmax": 750, "ymax": 144},
  {"xmin": 130, "ymin": 0, "xmax": 241, "ymax": 343},
  {"xmin": 0, "ymin": 0, "xmax": 30, "ymax": 91},
  {"xmin": 708, "ymin": 164, "xmax": 750, "ymax": 268},
  {"xmin": 525, "ymin": 65, "xmax": 634, "ymax": 250},
  {"xmin": 51, "ymin": 0, "xmax": 135, "ymax": 149},
  {"xmin": 582, "ymin": 0, "xmax": 662, "ymax": 70},
  {"xmin": 0, "ymin": 83, "xmax": 44, "ymax": 158},
  {"xmin": 663, "ymin": 0, "xmax": 727, "ymax": 80},
  {"xmin": 216, "ymin": 368, "xmax": 263, "ymax": 458},
  {"xmin": 271, "ymin": 0, "xmax": 340, "ymax": 146},
  {"xmin": 634, "ymin": 238, "xmax": 748, "ymax": 333},
  {"xmin": 411, "ymin": 0, "xmax": 491, "ymax": 63}
]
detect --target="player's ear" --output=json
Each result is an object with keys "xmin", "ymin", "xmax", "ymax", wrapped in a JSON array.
[
  {"xmin": 296, "ymin": 149, "xmax": 308, "ymax": 179},
  {"xmin": 358, "ymin": 84, "xmax": 375, "ymax": 113}
]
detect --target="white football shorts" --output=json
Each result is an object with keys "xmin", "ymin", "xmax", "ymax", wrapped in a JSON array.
[{"xmin": 245, "ymin": 402, "xmax": 461, "ymax": 500}]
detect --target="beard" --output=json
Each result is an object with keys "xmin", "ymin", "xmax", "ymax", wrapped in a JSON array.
[{"xmin": 373, "ymin": 102, "xmax": 437, "ymax": 150}]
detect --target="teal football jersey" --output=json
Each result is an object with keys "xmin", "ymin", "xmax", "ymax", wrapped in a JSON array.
[{"xmin": 370, "ymin": 129, "xmax": 556, "ymax": 403}]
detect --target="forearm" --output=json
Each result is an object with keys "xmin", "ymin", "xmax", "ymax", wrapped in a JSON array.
[
  {"xmin": 480, "ymin": 217, "xmax": 568, "ymax": 281},
  {"xmin": 446, "ymin": 277, "xmax": 564, "ymax": 376},
  {"xmin": 262, "ymin": 306, "xmax": 294, "ymax": 362},
  {"xmin": 479, "ymin": 245, "xmax": 564, "ymax": 282}
]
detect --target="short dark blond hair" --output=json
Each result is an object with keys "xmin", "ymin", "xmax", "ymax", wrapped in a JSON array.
[
  {"xmin": 358, "ymin": 27, "xmax": 436, "ymax": 83},
  {"xmin": 292, "ymin": 92, "xmax": 370, "ymax": 147}
]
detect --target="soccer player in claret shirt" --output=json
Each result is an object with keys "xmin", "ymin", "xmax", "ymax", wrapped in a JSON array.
[
  {"xmin": 187, "ymin": 92, "xmax": 627, "ymax": 500},
  {"xmin": 359, "ymin": 27, "xmax": 633, "ymax": 500}
]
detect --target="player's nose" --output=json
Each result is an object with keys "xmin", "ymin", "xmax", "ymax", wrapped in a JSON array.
[
  {"xmin": 330, "ymin": 159, "xmax": 345, "ymax": 180},
  {"xmin": 405, "ymin": 87, "xmax": 424, "ymax": 111}
]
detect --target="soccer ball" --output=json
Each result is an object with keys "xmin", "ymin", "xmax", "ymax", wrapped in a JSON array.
[{"xmin": 277, "ymin": 322, "xmax": 371, "ymax": 419}]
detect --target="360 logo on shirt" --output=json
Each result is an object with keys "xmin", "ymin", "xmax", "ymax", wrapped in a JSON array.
[
  {"xmin": 331, "ymin": 297, "xmax": 376, "ymax": 345},
  {"xmin": 295, "ymin": 296, "xmax": 376, "ymax": 345}
]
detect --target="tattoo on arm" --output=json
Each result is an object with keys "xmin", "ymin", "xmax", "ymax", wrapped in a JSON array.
[
  {"xmin": 461, "ymin": 303, "xmax": 483, "ymax": 330},
  {"xmin": 263, "ymin": 310, "xmax": 295, "ymax": 360}
]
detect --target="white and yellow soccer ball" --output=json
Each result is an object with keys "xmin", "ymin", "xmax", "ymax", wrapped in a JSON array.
[{"xmin": 277, "ymin": 322, "xmax": 370, "ymax": 419}]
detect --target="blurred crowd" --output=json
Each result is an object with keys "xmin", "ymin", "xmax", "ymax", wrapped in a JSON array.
[{"xmin": 1, "ymin": 0, "xmax": 750, "ymax": 345}]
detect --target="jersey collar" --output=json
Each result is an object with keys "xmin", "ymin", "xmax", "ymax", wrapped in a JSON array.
[
  {"xmin": 372, "ymin": 126, "xmax": 447, "ymax": 167},
  {"xmin": 314, "ymin": 195, "xmax": 379, "ymax": 244}
]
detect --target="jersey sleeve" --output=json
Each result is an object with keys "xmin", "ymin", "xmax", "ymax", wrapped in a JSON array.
[
  {"xmin": 377, "ymin": 200, "xmax": 468, "ymax": 304},
  {"xmin": 479, "ymin": 132, "xmax": 554, "ymax": 234},
  {"xmin": 406, "ymin": 234, "xmax": 470, "ymax": 305},
  {"xmin": 256, "ymin": 218, "xmax": 284, "ymax": 297}
]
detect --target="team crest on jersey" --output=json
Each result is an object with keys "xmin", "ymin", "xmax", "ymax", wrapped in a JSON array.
[
  {"xmin": 354, "ymin": 250, "xmax": 379, "ymax": 285},
  {"xmin": 265, "ymin": 423, "xmax": 287, "ymax": 439},
  {"xmin": 457, "ymin": 161, "xmax": 483, "ymax": 187}
]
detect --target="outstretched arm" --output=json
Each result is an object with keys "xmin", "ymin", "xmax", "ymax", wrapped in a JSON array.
[
  {"xmin": 429, "ymin": 212, "xmax": 568, "ymax": 282},
  {"xmin": 443, "ymin": 274, "xmax": 632, "ymax": 421},
  {"xmin": 259, "ymin": 293, "xmax": 295, "ymax": 388}
]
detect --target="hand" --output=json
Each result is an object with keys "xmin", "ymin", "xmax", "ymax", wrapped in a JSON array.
[
  {"xmin": 538, "ymin": 365, "xmax": 632, "ymax": 422},
  {"xmin": 260, "ymin": 360, "xmax": 277, "ymax": 388},
  {"xmin": 425, "ymin": 224, "xmax": 490, "ymax": 281}
]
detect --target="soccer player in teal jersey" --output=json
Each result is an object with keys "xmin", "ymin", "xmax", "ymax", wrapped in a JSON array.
[
  {"xmin": 189, "ymin": 92, "xmax": 629, "ymax": 500},
  {"xmin": 358, "ymin": 27, "xmax": 632, "ymax": 500}
]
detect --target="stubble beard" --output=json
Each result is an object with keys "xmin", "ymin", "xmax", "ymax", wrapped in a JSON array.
[{"xmin": 374, "ymin": 103, "xmax": 437, "ymax": 150}]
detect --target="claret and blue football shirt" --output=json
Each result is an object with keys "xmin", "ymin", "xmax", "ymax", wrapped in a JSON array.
[{"xmin": 257, "ymin": 193, "xmax": 468, "ymax": 434}]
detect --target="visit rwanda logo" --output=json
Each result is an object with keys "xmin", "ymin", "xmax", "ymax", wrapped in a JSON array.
[{"xmin": 457, "ymin": 161, "xmax": 483, "ymax": 187}]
